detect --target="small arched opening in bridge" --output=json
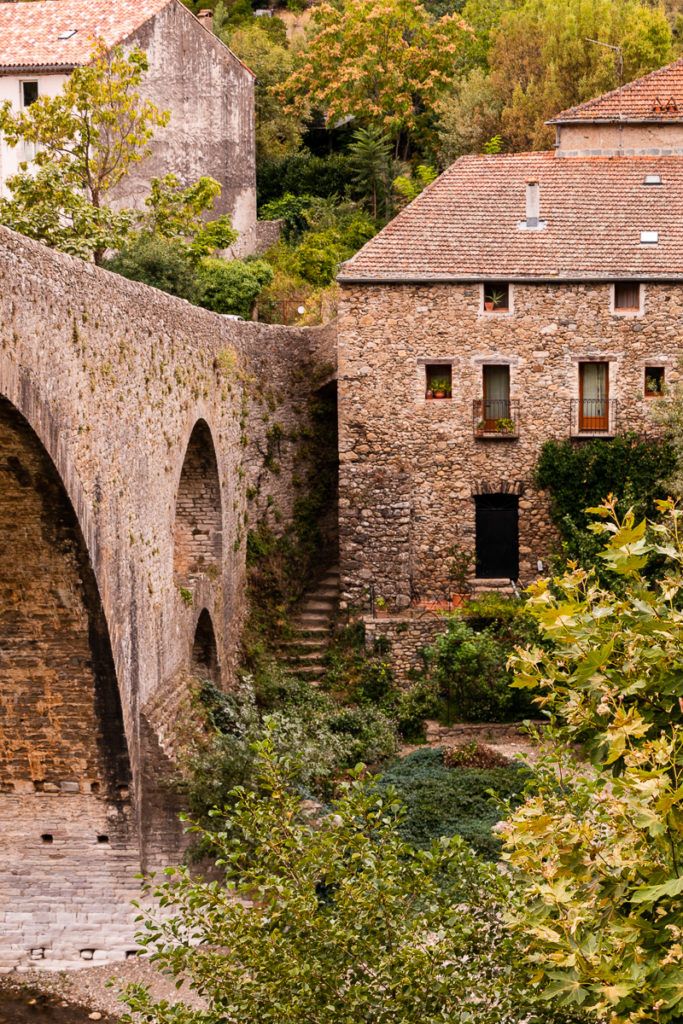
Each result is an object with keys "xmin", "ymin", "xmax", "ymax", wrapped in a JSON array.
[
  {"xmin": 173, "ymin": 420, "xmax": 222, "ymax": 580},
  {"xmin": 0, "ymin": 396, "xmax": 131, "ymax": 799},
  {"xmin": 191, "ymin": 609, "xmax": 220, "ymax": 684}
]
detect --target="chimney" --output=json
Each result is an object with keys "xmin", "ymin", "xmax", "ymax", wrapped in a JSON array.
[
  {"xmin": 526, "ymin": 179, "xmax": 540, "ymax": 228},
  {"xmin": 197, "ymin": 8, "xmax": 213, "ymax": 32}
]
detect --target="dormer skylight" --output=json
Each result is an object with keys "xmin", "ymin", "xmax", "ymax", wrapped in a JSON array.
[
  {"xmin": 58, "ymin": 29, "xmax": 77, "ymax": 40},
  {"xmin": 640, "ymin": 230, "xmax": 659, "ymax": 245},
  {"xmin": 644, "ymin": 174, "xmax": 662, "ymax": 185}
]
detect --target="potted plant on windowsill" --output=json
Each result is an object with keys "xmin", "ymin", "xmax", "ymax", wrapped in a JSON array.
[
  {"xmin": 495, "ymin": 417, "xmax": 515, "ymax": 434},
  {"xmin": 484, "ymin": 289, "xmax": 506, "ymax": 312},
  {"xmin": 429, "ymin": 376, "xmax": 451, "ymax": 399}
]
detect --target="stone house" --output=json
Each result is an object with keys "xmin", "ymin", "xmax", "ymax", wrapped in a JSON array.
[
  {"xmin": 0, "ymin": 0, "xmax": 257, "ymax": 234},
  {"xmin": 337, "ymin": 59, "xmax": 683, "ymax": 614}
]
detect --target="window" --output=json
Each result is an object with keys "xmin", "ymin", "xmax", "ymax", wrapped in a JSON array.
[
  {"xmin": 425, "ymin": 364, "xmax": 452, "ymax": 399},
  {"xmin": 614, "ymin": 282, "xmax": 641, "ymax": 312},
  {"xmin": 482, "ymin": 365, "xmax": 509, "ymax": 427},
  {"xmin": 483, "ymin": 283, "xmax": 509, "ymax": 312},
  {"xmin": 579, "ymin": 362, "xmax": 609, "ymax": 431},
  {"xmin": 645, "ymin": 366, "xmax": 665, "ymax": 397},
  {"xmin": 21, "ymin": 81, "xmax": 38, "ymax": 108}
]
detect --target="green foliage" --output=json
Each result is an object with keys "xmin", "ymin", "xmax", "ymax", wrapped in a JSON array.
[
  {"xmin": 348, "ymin": 126, "xmax": 394, "ymax": 219},
  {"xmin": 104, "ymin": 234, "xmax": 203, "ymax": 303},
  {"xmin": 535, "ymin": 433, "xmax": 676, "ymax": 571},
  {"xmin": 259, "ymin": 192, "xmax": 314, "ymax": 242},
  {"xmin": 378, "ymin": 747, "xmax": 530, "ymax": 860},
  {"xmin": 395, "ymin": 677, "xmax": 442, "ymax": 741},
  {"xmin": 257, "ymin": 152, "xmax": 352, "ymax": 207},
  {"xmin": 279, "ymin": 0, "xmax": 471, "ymax": 144},
  {"xmin": 177, "ymin": 673, "xmax": 397, "ymax": 827},
  {"xmin": 197, "ymin": 257, "xmax": 274, "ymax": 318},
  {"xmin": 393, "ymin": 163, "xmax": 438, "ymax": 210},
  {"xmin": 0, "ymin": 41, "xmax": 169, "ymax": 262},
  {"xmin": 502, "ymin": 498, "xmax": 683, "ymax": 1023},
  {"xmin": 120, "ymin": 734, "xmax": 572, "ymax": 1024},
  {"xmin": 142, "ymin": 172, "xmax": 237, "ymax": 256},
  {"xmin": 431, "ymin": 601, "xmax": 539, "ymax": 722}
]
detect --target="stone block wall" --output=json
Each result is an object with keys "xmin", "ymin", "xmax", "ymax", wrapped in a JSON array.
[
  {"xmin": 363, "ymin": 615, "xmax": 448, "ymax": 686},
  {"xmin": 338, "ymin": 280, "xmax": 681, "ymax": 611}
]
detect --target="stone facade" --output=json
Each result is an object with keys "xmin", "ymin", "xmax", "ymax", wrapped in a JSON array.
[
  {"xmin": 0, "ymin": 223, "xmax": 336, "ymax": 967},
  {"xmin": 338, "ymin": 279, "xmax": 680, "ymax": 612}
]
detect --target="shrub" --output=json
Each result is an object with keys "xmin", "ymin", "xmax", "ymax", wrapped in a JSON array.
[
  {"xmin": 198, "ymin": 257, "xmax": 274, "ymax": 319},
  {"xmin": 534, "ymin": 433, "xmax": 675, "ymax": 572},
  {"xmin": 377, "ymin": 747, "xmax": 530, "ymax": 860},
  {"xmin": 120, "ymin": 735, "xmax": 583, "ymax": 1024},
  {"xmin": 105, "ymin": 233, "xmax": 202, "ymax": 303},
  {"xmin": 257, "ymin": 152, "xmax": 353, "ymax": 207},
  {"xmin": 430, "ymin": 603, "xmax": 538, "ymax": 723},
  {"xmin": 395, "ymin": 677, "xmax": 441, "ymax": 741},
  {"xmin": 259, "ymin": 192, "xmax": 314, "ymax": 242}
]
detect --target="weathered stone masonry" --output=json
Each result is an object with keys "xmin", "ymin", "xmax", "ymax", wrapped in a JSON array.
[
  {"xmin": 337, "ymin": 280, "xmax": 681, "ymax": 610},
  {"xmin": 0, "ymin": 224, "xmax": 335, "ymax": 966}
]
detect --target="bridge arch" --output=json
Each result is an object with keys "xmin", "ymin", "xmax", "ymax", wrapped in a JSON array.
[
  {"xmin": 191, "ymin": 608, "xmax": 220, "ymax": 684},
  {"xmin": 173, "ymin": 419, "xmax": 223, "ymax": 581},
  {"xmin": 0, "ymin": 395, "xmax": 131, "ymax": 797}
]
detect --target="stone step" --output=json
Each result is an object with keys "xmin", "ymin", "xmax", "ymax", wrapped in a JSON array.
[
  {"xmin": 280, "ymin": 638, "xmax": 327, "ymax": 649},
  {"xmin": 295, "ymin": 614, "xmax": 332, "ymax": 626},
  {"xmin": 288, "ymin": 651, "xmax": 327, "ymax": 664},
  {"xmin": 293, "ymin": 664, "xmax": 326, "ymax": 678},
  {"xmin": 300, "ymin": 599, "xmax": 337, "ymax": 613}
]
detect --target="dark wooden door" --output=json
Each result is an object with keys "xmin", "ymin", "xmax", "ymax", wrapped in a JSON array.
[{"xmin": 475, "ymin": 494, "xmax": 519, "ymax": 579}]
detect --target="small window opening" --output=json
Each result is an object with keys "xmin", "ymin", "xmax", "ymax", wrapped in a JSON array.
[
  {"xmin": 41, "ymin": 834, "xmax": 53, "ymax": 844},
  {"xmin": 614, "ymin": 282, "xmax": 640, "ymax": 311},
  {"xmin": 21, "ymin": 81, "xmax": 38, "ymax": 108},
  {"xmin": 483, "ymin": 283, "xmax": 509, "ymax": 312},
  {"xmin": 96, "ymin": 834, "xmax": 109, "ymax": 844},
  {"xmin": 645, "ymin": 366, "xmax": 665, "ymax": 396},
  {"xmin": 425, "ymin": 364, "xmax": 452, "ymax": 399}
]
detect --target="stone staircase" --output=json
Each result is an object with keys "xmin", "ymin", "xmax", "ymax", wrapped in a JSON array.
[
  {"xmin": 280, "ymin": 565, "xmax": 339, "ymax": 681},
  {"xmin": 470, "ymin": 577, "xmax": 519, "ymax": 597}
]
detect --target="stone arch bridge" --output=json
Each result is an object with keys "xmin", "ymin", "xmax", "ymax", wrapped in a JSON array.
[{"xmin": 0, "ymin": 226, "xmax": 335, "ymax": 967}]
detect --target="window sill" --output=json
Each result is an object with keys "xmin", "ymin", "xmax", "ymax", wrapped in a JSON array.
[{"xmin": 474, "ymin": 431, "xmax": 519, "ymax": 440}]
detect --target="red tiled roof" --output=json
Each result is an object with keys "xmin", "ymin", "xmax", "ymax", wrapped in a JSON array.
[
  {"xmin": 549, "ymin": 59, "xmax": 683, "ymax": 123},
  {"xmin": 0, "ymin": 0, "xmax": 184, "ymax": 70},
  {"xmin": 338, "ymin": 152, "xmax": 683, "ymax": 281}
]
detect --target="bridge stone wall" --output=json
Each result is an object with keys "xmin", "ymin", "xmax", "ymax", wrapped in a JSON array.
[{"xmin": 0, "ymin": 225, "xmax": 336, "ymax": 967}]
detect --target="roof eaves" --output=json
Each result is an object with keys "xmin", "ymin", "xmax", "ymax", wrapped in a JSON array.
[
  {"xmin": 0, "ymin": 63, "xmax": 80, "ymax": 73},
  {"xmin": 337, "ymin": 273, "xmax": 683, "ymax": 285}
]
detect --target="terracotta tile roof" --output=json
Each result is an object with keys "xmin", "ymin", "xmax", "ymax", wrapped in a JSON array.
[
  {"xmin": 338, "ymin": 152, "xmax": 683, "ymax": 282},
  {"xmin": 0, "ymin": 0, "xmax": 178, "ymax": 71},
  {"xmin": 549, "ymin": 59, "xmax": 683, "ymax": 123}
]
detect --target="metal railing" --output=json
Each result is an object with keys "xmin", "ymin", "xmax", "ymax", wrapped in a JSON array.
[
  {"xmin": 473, "ymin": 398, "xmax": 520, "ymax": 437},
  {"xmin": 570, "ymin": 399, "xmax": 618, "ymax": 435}
]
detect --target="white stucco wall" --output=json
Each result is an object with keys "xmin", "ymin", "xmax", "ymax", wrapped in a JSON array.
[{"xmin": 0, "ymin": 73, "xmax": 69, "ymax": 192}]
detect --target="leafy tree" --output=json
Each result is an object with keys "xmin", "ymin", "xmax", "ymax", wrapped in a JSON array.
[
  {"xmin": 119, "ymin": 732, "xmax": 580, "ymax": 1024},
  {"xmin": 141, "ymin": 173, "xmax": 237, "ymax": 256},
  {"xmin": 393, "ymin": 163, "xmax": 438, "ymax": 211},
  {"xmin": 197, "ymin": 257, "xmax": 274, "ymax": 318},
  {"xmin": 280, "ymin": 0, "xmax": 472, "ymax": 150},
  {"xmin": 256, "ymin": 151, "xmax": 352, "ymax": 207},
  {"xmin": 436, "ymin": 0, "xmax": 673, "ymax": 156},
  {"xmin": 502, "ymin": 498, "xmax": 683, "ymax": 1023},
  {"xmin": 348, "ymin": 126, "xmax": 393, "ymax": 218},
  {"xmin": 104, "ymin": 234, "xmax": 203, "ymax": 303},
  {"xmin": 0, "ymin": 40, "xmax": 169, "ymax": 262}
]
